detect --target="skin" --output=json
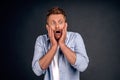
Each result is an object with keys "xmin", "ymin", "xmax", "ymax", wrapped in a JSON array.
[{"xmin": 39, "ymin": 14, "xmax": 76, "ymax": 70}]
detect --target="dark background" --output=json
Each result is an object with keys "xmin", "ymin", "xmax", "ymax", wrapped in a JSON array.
[{"xmin": 1, "ymin": 0, "xmax": 120, "ymax": 80}]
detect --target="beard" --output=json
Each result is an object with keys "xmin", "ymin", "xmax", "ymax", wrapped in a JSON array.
[{"xmin": 54, "ymin": 30, "xmax": 62, "ymax": 40}]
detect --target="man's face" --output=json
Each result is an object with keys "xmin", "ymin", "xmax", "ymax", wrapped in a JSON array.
[{"xmin": 47, "ymin": 14, "xmax": 67, "ymax": 40}]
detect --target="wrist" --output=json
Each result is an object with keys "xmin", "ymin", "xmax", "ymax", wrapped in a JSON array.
[
  {"xmin": 59, "ymin": 42, "xmax": 66, "ymax": 48},
  {"xmin": 51, "ymin": 44, "xmax": 58, "ymax": 49}
]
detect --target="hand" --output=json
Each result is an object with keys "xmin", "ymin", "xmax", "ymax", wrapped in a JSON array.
[
  {"xmin": 59, "ymin": 24, "xmax": 67, "ymax": 46},
  {"xmin": 46, "ymin": 25, "xmax": 58, "ymax": 47}
]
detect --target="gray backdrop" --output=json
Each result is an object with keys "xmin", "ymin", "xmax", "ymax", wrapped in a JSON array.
[{"xmin": 1, "ymin": 0, "xmax": 120, "ymax": 80}]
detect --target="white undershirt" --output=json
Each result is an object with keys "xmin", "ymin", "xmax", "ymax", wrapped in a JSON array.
[{"xmin": 51, "ymin": 47, "xmax": 60, "ymax": 80}]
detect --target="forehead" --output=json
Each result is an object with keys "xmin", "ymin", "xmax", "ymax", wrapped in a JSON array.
[{"xmin": 48, "ymin": 14, "xmax": 65, "ymax": 21}]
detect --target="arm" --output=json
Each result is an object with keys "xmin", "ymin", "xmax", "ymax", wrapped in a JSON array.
[
  {"xmin": 40, "ymin": 25, "xmax": 58, "ymax": 70},
  {"xmin": 32, "ymin": 25, "xmax": 58, "ymax": 76},
  {"xmin": 71, "ymin": 33, "xmax": 89, "ymax": 72},
  {"xmin": 59, "ymin": 26, "xmax": 89, "ymax": 72},
  {"xmin": 32, "ymin": 36, "xmax": 46, "ymax": 76},
  {"xmin": 59, "ymin": 44, "xmax": 76, "ymax": 65},
  {"xmin": 59, "ymin": 25, "xmax": 76, "ymax": 65},
  {"xmin": 32, "ymin": 38, "xmax": 57, "ymax": 76},
  {"xmin": 39, "ymin": 45, "xmax": 57, "ymax": 70}
]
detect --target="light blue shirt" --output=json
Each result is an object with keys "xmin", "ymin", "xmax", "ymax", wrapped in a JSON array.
[{"xmin": 32, "ymin": 31, "xmax": 89, "ymax": 80}]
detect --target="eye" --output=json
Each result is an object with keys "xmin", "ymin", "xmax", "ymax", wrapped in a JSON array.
[
  {"xmin": 59, "ymin": 21, "xmax": 63, "ymax": 24},
  {"xmin": 51, "ymin": 21, "xmax": 56, "ymax": 25}
]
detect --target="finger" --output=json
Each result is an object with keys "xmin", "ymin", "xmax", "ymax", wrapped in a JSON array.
[
  {"xmin": 62, "ymin": 25, "xmax": 66, "ymax": 35},
  {"xmin": 62, "ymin": 24, "xmax": 67, "ymax": 38},
  {"xmin": 64, "ymin": 23, "xmax": 67, "ymax": 32},
  {"xmin": 61, "ymin": 28, "xmax": 65, "ymax": 39},
  {"xmin": 51, "ymin": 28, "xmax": 55, "ymax": 39},
  {"xmin": 49, "ymin": 26, "xmax": 52, "ymax": 38},
  {"xmin": 46, "ymin": 25, "xmax": 52, "ymax": 38}
]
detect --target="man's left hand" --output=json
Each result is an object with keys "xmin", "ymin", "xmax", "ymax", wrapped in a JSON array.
[{"xmin": 59, "ymin": 25, "xmax": 67, "ymax": 46}]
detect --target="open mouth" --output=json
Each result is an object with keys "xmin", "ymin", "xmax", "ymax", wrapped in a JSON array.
[
  {"xmin": 54, "ymin": 30, "xmax": 61, "ymax": 39},
  {"xmin": 56, "ymin": 31, "xmax": 61, "ymax": 33}
]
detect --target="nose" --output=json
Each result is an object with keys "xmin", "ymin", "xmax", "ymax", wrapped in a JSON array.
[{"xmin": 55, "ymin": 24, "xmax": 59, "ymax": 29}]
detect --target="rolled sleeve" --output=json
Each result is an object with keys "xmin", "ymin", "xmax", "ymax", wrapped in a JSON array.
[
  {"xmin": 72, "ymin": 33, "xmax": 89, "ymax": 72},
  {"xmin": 32, "ymin": 60, "xmax": 45, "ymax": 76},
  {"xmin": 32, "ymin": 36, "xmax": 46, "ymax": 76}
]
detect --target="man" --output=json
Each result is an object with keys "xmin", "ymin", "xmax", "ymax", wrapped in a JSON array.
[{"xmin": 32, "ymin": 7, "xmax": 89, "ymax": 80}]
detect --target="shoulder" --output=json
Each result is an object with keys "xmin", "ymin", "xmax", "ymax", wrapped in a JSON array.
[
  {"xmin": 67, "ymin": 31, "xmax": 82, "ymax": 38},
  {"xmin": 35, "ymin": 34, "xmax": 48, "ymax": 42}
]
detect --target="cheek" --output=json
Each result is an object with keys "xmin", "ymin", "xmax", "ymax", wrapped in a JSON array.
[
  {"xmin": 50, "ymin": 26, "xmax": 55, "ymax": 30},
  {"xmin": 59, "ymin": 24, "xmax": 65, "ymax": 29}
]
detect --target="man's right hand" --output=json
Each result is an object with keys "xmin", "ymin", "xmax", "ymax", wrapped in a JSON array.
[
  {"xmin": 46, "ymin": 25, "xmax": 58, "ymax": 47},
  {"xmin": 39, "ymin": 25, "xmax": 58, "ymax": 70}
]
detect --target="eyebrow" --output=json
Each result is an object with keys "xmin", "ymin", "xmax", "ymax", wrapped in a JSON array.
[
  {"xmin": 52, "ymin": 19, "xmax": 63, "ymax": 22},
  {"xmin": 58, "ymin": 19, "xmax": 63, "ymax": 22}
]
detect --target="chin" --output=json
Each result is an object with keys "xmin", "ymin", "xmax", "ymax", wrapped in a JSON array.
[
  {"xmin": 55, "ymin": 36, "xmax": 60, "ymax": 40},
  {"xmin": 55, "ymin": 37, "xmax": 60, "ymax": 40}
]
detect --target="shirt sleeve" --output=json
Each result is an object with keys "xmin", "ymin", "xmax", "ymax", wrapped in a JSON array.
[
  {"xmin": 32, "ymin": 36, "xmax": 46, "ymax": 76},
  {"xmin": 72, "ymin": 33, "xmax": 89, "ymax": 72}
]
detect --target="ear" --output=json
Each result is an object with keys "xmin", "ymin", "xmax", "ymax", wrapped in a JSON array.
[
  {"xmin": 46, "ymin": 24, "xmax": 48, "ymax": 29},
  {"xmin": 65, "ymin": 22, "xmax": 68, "ymax": 28}
]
